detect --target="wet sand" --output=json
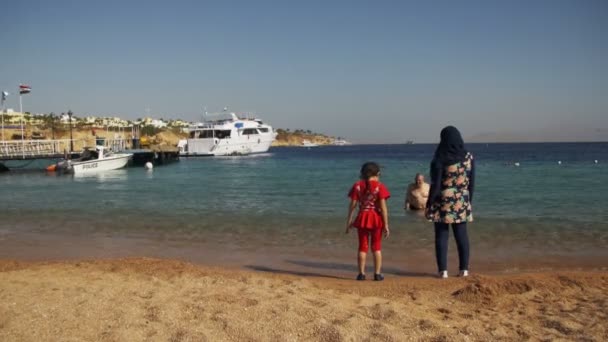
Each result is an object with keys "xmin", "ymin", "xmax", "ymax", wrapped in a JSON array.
[
  {"xmin": 1, "ymin": 258, "xmax": 607, "ymax": 341},
  {"xmin": 2, "ymin": 228, "xmax": 607, "ymax": 277}
]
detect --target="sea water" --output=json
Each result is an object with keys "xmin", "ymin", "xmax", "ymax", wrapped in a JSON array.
[{"xmin": 1, "ymin": 143, "xmax": 607, "ymax": 275}]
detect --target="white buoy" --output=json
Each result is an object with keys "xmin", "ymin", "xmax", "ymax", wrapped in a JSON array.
[
  {"xmin": 145, "ymin": 162, "xmax": 153, "ymax": 170},
  {"xmin": 594, "ymin": 160, "xmax": 598, "ymax": 164},
  {"xmin": 557, "ymin": 161, "xmax": 562, "ymax": 165},
  {"xmin": 514, "ymin": 162, "xmax": 520, "ymax": 167}
]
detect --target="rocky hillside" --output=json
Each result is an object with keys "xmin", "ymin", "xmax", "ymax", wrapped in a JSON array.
[
  {"xmin": 4, "ymin": 126, "xmax": 336, "ymax": 148},
  {"xmin": 272, "ymin": 129, "xmax": 335, "ymax": 147}
]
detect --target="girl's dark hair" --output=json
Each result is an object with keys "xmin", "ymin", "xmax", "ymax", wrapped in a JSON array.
[
  {"xmin": 360, "ymin": 162, "xmax": 380, "ymax": 179},
  {"xmin": 360, "ymin": 162, "xmax": 380, "ymax": 194}
]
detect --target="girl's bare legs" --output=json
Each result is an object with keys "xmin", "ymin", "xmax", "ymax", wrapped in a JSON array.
[
  {"xmin": 373, "ymin": 251, "xmax": 382, "ymax": 274},
  {"xmin": 358, "ymin": 252, "xmax": 366, "ymax": 275}
]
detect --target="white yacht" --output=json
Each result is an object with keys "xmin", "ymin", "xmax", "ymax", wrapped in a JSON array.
[{"xmin": 179, "ymin": 112, "xmax": 277, "ymax": 156}]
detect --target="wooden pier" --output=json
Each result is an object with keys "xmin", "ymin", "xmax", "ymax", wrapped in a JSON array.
[
  {"xmin": 0, "ymin": 139, "xmax": 73, "ymax": 160},
  {"xmin": 129, "ymin": 148, "xmax": 180, "ymax": 166},
  {"xmin": 0, "ymin": 139, "xmax": 179, "ymax": 172}
]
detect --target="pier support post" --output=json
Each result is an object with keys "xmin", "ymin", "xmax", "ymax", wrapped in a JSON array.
[{"xmin": 68, "ymin": 110, "xmax": 74, "ymax": 152}]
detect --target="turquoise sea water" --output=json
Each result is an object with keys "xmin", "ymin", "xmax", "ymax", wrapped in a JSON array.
[{"xmin": 1, "ymin": 143, "xmax": 607, "ymax": 274}]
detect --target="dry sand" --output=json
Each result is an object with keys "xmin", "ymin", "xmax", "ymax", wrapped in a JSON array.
[{"xmin": 1, "ymin": 258, "xmax": 606, "ymax": 341}]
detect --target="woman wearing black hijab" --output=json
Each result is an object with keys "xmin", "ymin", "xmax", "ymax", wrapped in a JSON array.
[{"xmin": 426, "ymin": 126, "xmax": 475, "ymax": 278}]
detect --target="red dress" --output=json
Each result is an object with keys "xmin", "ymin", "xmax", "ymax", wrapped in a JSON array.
[{"xmin": 348, "ymin": 180, "xmax": 391, "ymax": 230}]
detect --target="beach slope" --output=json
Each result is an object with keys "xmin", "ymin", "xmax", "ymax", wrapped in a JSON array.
[{"xmin": 1, "ymin": 258, "xmax": 606, "ymax": 341}]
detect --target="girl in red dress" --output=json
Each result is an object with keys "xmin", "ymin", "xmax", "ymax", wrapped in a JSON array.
[{"xmin": 346, "ymin": 162, "xmax": 391, "ymax": 281}]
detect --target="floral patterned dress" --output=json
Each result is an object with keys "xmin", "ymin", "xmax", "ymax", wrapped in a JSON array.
[{"xmin": 428, "ymin": 152, "xmax": 474, "ymax": 223}]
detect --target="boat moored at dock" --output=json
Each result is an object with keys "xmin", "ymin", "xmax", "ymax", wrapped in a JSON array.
[
  {"xmin": 178, "ymin": 112, "xmax": 277, "ymax": 156},
  {"xmin": 52, "ymin": 146, "xmax": 132, "ymax": 174}
]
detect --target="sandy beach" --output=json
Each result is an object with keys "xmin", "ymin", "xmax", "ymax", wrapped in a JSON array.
[{"xmin": 1, "ymin": 258, "xmax": 606, "ymax": 341}]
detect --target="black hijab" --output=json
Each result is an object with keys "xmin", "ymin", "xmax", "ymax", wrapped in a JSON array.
[{"xmin": 433, "ymin": 126, "xmax": 467, "ymax": 165}]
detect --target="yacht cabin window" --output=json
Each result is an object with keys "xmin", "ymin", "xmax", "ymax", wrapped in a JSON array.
[
  {"xmin": 242, "ymin": 128, "xmax": 259, "ymax": 135},
  {"xmin": 215, "ymin": 130, "xmax": 232, "ymax": 139},
  {"xmin": 191, "ymin": 130, "xmax": 232, "ymax": 139}
]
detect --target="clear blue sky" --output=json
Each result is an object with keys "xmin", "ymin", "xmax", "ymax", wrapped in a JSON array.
[{"xmin": 1, "ymin": 0, "xmax": 607, "ymax": 142}]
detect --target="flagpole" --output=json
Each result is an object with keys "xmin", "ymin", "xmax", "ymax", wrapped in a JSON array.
[
  {"xmin": 20, "ymin": 92, "xmax": 25, "ymax": 158},
  {"xmin": 1, "ymin": 94, "xmax": 5, "ymax": 141}
]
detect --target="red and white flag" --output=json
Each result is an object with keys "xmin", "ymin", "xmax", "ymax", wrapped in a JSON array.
[{"xmin": 19, "ymin": 84, "xmax": 31, "ymax": 95}]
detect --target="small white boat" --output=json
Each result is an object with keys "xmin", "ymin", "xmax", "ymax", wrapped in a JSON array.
[
  {"xmin": 54, "ymin": 146, "xmax": 132, "ymax": 174},
  {"xmin": 332, "ymin": 139, "xmax": 351, "ymax": 146},
  {"xmin": 302, "ymin": 139, "xmax": 319, "ymax": 147}
]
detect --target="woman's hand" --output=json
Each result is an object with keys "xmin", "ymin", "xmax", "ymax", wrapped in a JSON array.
[{"xmin": 383, "ymin": 225, "xmax": 390, "ymax": 238}]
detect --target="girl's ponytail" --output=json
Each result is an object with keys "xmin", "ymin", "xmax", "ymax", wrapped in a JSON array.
[{"xmin": 360, "ymin": 162, "xmax": 381, "ymax": 195}]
